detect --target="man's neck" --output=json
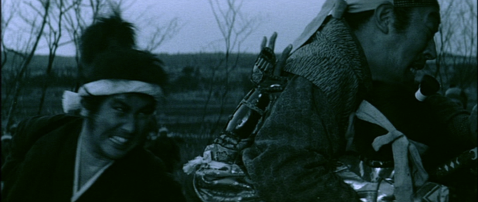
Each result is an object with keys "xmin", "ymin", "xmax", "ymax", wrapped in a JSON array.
[
  {"xmin": 76, "ymin": 128, "xmax": 113, "ymax": 189},
  {"xmin": 79, "ymin": 123, "xmax": 113, "ymax": 168}
]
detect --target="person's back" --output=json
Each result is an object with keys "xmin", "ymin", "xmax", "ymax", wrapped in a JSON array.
[
  {"xmin": 242, "ymin": 16, "xmax": 370, "ymax": 202},
  {"xmin": 240, "ymin": 0, "xmax": 473, "ymax": 201}
]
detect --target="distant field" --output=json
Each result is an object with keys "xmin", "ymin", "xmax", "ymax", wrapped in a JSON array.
[
  {"xmin": 2, "ymin": 52, "xmax": 477, "ymax": 201},
  {"xmin": 1, "ymin": 52, "xmax": 258, "ymax": 126},
  {"xmin": 1, "ymin": 86, "xmax": 245, "ymax": 130}
]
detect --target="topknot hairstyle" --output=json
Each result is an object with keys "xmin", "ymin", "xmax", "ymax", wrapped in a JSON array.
[{"xmin": 79, "ymin": 12, "xmax": 168, "ymax": 88}]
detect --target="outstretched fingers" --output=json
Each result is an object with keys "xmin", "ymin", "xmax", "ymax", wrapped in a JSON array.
[
  {"xmin": 259, "ymin": 32, "xmax": 292, "ymax": 76},
  {"xmin": 268, "ymin": 32, "xmax": 277, "ymax": 51},
  {"xmin": 274, "ymin": 44, "xmax": 293, "ymax": 76},
  {"xmin": 260, "ymin": 36, "xmax": 267, "ymax": 50}
]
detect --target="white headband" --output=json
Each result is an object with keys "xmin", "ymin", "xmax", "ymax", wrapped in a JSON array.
[
  {"xmin": 291, "ymin": 0, "xmax": 391, "ymax": 53},
  {"xmin": 62, "ymin": 79, "xmax": 163, "ymax": 114}
]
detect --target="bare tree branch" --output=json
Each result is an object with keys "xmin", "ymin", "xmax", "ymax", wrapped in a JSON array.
[
  {"xmin": 5, "ymin": 0, "xmax": 51, "ymax": 128},
  {"xmin": 37, "ymin": 0, "xmax": 73, "ymax": 114},
  {"xmin": 205, "ymin": 0, "xmax": 261, "ymax": 134},
  {"xmin": 429, "ymin": 0, "xmax": 477, "ymax": 104},
  {"xmin": 144, "ymin": 17, "xmax": 182, "ymax": 53}
]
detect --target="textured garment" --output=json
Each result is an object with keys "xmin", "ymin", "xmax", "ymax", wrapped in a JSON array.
[
  {"xmin": 1, "ymin": 115, "xmax": 186, "ymax": 202},
  {"xmin": 242, "ymin": 17, "xmax": 372, "ymax": 202}
]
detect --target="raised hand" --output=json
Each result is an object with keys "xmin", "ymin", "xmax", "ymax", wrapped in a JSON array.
[{"xmin": 259, "ymin": 32, "xmax": 293, "ymax": 76}]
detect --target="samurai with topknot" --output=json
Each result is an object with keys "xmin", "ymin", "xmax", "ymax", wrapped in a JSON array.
[{"xmin": 2, "ymin": 12, "xmax": 185, "ymax": 202}]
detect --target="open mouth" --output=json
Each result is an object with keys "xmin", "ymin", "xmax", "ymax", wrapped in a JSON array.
[
  {"xmin": 109, "ymin": 136, "xmax": 131, "ymax": 146},
  {"xmin": 408, "ymin": 61, "xmax": 426, "ymax": 77},
  {"xmin": 410, "ymin": 60, "xmax": 426, "ymax": 70}
]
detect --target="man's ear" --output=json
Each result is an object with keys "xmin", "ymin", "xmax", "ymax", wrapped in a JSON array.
[{"xmin": 373, "ymin": 3, "xmax": 395, "ymax": 34}]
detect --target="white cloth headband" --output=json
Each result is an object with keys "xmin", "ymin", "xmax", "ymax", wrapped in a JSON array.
[
  {"xmin": 62, "ymin": 79, "xmax": 163, "ymax": 113},
  {"xmin": 291, "ymin": 0, "xmax": 391, "ymax": 53}
]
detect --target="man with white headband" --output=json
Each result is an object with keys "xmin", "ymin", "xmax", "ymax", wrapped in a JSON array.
[
  {"xmin": 2, "ymin": 14, "xmax": 185, "ymax": 202},
  {"xmin": 239, "ymin": 0, "xmax": 475, "ymax": 201}
]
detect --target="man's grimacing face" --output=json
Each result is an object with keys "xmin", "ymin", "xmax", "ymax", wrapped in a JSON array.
[
  {"xmin": 377, "ymin": 6, "xmax": 441, "ymax": 86},
  {"xmin": 83, "ymin": 93, "xmax": 156, "ymax": 160}
]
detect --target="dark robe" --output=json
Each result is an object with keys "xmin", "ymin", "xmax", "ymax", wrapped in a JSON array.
[{"xmin": 2, "ymin": 115, "xmax": 186, "ymax": 202}]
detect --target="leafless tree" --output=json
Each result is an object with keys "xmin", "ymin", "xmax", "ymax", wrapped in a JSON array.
[
  {"xmin": 63, "ymin": 0, "xmax": 84, "ymax": 90},
  {"xmin": 2, "ymin": 0, "xmax": 187, "ymax": 129},
  {"xmin": 432, "ymin": 0, "xmax": 477, "ymax": 99},
  {"xmin": 2, "ymin": 0, "xmax": 25, "ymax": 105},
  {"xmin": 1, "ymin": 0, "xmax": 19, "ymax": 68},
  {"xmin": 142, "ymin": 17, "xmax": 182, "ymax": 53},
  {"xmin": 4, "ymin": 0, "xmax": 51, "ymax": 128},
  {"xmin": 37, "ymin": 0, "xmax": 75, "ymax": 115},
  {"xmin": 202, "ymin": 0, "xmax": 261, "ymax": 134},
  {"xmin": 62, "ymin": 0, "xmax": 109, "ymax": 91}
]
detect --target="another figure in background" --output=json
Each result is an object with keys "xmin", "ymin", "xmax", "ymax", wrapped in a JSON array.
[
  {"xmin": 1, "ymin": 12, "xmax": 185, "ymax": 202},
  {"xmin": 144, "ymin": 124, "xmax": 181, "ymax": 174}
]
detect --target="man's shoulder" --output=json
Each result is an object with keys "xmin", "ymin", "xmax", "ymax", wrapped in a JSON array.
[
  {"xmin": 16, "ymin": 114, "xmax": 82, "ymax": 134},
  {"xmin": 12, "ymin": 114, "xmax": 82, "ymax": 152}
]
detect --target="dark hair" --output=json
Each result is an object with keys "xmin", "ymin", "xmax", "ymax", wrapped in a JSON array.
[
  {"xmin": 343, "ymin": 7, "xmax": 414, "ymax": 32},
  {"xmin": 79, "ymin": 13, "xmax": 169, "ymax": 91},
  {"xmin": 82, "ymin": 49, "xmax": 169, "ymax": 88}
]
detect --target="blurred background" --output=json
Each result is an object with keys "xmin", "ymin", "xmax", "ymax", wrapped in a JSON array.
[{"xmin": 1, "ymin": 0, "xmax": 477, "ymax": 201}]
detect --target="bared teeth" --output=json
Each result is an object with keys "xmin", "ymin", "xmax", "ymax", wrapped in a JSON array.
[{"xmin": 110, "ymin": 136, "xmax": 128, "ymax": 144}]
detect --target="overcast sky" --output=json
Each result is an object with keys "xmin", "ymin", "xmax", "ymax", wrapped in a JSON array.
[
  {"xmin": 126, "ymin": 0, "xmax": 326, "ymax": 55},
  {"xmin": 2, "ymin": 0, "xmax": 326, "ymax": 56},
  {"xmin": 3, "ymin": 0, "xmax": 476, "ymax": 56}
]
